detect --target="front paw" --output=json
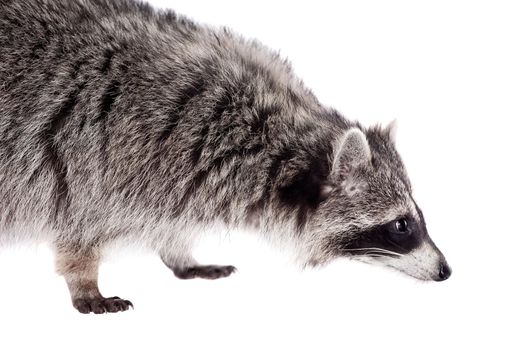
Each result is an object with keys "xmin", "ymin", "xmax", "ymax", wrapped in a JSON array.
[
  {"xmin": 174, "ymin": 265, "xmax": 237, "ymax": 280},
  {"xmin": 73, "ymin": 296, "xmax": 133, "ymax": 314}
]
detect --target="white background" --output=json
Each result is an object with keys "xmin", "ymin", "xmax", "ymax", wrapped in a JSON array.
[{"xmin": 1, "ymin": 0, "xmax": 524, "ymax": 349}]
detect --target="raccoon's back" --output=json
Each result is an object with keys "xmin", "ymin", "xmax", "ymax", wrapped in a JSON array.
[
  {"xmin": 0, "ymin": 0, "xmax": 278, "ymax": 230},
  {"xmin": 0, "ymin": 0, "xmax": 211, "ymax": 227}
]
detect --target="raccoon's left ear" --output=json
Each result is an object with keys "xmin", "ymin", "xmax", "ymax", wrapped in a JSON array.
[
  {"xmin": 331, "ymin": 127, "xmax": 372, "ymax": 176},
  {"xmin": 321, "ymin": 128, "xmax": 372, "ymax": 197},
  {"xmin": 330, "ymin": 127, "xmax": 372, "ymax": 181}
]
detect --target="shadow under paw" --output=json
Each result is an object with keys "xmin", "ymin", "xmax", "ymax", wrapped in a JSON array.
[
  {"xmin": 73, "ymin": 296, "xmax": 133, "ymax": 314},
  {"xmin": 174, "ymin": 265, "xmax": 237, "ymax": 280}
]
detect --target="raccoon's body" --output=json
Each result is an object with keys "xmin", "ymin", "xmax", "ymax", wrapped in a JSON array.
[{"xmin": 0, "ymin": 0, "xmax": 450, "ymax": 314}]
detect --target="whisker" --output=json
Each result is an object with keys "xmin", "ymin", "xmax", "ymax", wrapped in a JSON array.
[
  {"xmin": 347, "ymin": 248, "xmax": 403, "ymax": 256},
  {"xmin": 342, "ymin": 247, "xmax": 403, "ymax": 257}
]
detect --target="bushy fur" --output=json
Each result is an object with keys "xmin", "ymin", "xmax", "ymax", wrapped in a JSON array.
[{"xmin": 0, "ymin": 0, "xmax": 449, "ymax": 313}]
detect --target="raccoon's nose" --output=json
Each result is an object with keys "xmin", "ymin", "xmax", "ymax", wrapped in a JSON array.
[{"xmin": 437, "ymin": 262, "xmax": 452, "ymax": 281}]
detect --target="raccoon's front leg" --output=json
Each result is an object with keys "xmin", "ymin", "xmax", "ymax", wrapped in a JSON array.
[
  {"xmin": 55, "ymin": 245, "xmax": 132, "ymax": 314},
  {"xmin": 160, "ymin": 252, "xmax": 236, "ymax": 280}
]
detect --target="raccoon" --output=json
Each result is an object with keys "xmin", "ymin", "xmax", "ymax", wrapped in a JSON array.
[{"xmin": 0, "ymin": 0, "xmax": 451, "ymax": 314}]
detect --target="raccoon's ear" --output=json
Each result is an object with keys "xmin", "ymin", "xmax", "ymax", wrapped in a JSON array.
[
  {"xmin": 330, "ymin": 128, "xmax": 372, "ymax": 178},
  {"xmin": 385, "ymin": 119, "xmax": 398, "ymax": 143}
]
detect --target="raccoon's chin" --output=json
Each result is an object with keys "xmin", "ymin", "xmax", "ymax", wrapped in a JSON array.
[
  {"xmin": 351, "ymin": 256, "xmax": 440, "ymax": 281},
  {"xmin": 383, "ymin": 263, "xmax": 441, "ymax": 282}
]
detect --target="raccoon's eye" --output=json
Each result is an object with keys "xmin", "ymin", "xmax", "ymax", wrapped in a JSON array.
[{"xmin": 394, "ymin": 218, "xmax": 409, "ymax": 233}]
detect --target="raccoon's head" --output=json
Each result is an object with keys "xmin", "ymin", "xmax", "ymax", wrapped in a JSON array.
[{"xmin": 307, "ymin": 123, "xmax": 451, "ymax": 281}]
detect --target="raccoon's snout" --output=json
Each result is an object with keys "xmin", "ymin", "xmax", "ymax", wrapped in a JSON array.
[{"xmin": 436, "ymin": 261, "xmax": 452, "ymax": 281}]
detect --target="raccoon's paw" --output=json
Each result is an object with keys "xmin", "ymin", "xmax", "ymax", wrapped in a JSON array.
[
  {"xmin": 73, "ymin": 296, "xmax": 133, "ymax": 314},
  {"xmin": 174, "ymin": 265, "xmax": 237, "ymax": 280}
]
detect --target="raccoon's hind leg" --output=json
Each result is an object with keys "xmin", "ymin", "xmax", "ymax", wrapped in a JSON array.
[
  {"xmin": 55, "ymin": 245, "xmax": 132, "ymax": 314},
  {"xmin": 160, "ymin": 251, "xmax": 236, "ymax": 280}
]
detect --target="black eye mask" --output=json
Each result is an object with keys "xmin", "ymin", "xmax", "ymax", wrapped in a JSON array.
[{"xmin": 336, "ymin": 216, "xmax": 425, "ymax": 257}]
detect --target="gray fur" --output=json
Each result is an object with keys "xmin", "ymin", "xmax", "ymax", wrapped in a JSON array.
[{"xmin": 0, "ymin": 0, "xmax": 450, "ymax": 314}]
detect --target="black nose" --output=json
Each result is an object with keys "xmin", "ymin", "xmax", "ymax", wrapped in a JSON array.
[{"xmin": 438, "ymin": 262, "xmax": 452, "ymax": 281}]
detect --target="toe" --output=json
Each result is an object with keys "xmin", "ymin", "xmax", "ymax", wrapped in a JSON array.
[
  {"xmin": 224, "ymin": 265, "xmax": 237, "ymax": 276},
  {"xmin": 103, "ymin": 297, "xmax": 133, "ymax": 313},
  {"xmin": 90, "ymin": 300, "xmax": 105, "ymax": 314},
  {"xmin": 103, "ymin": 299, "xmax": 119, "ymax": 313},
  {"xmin": 73, "ymin": 300, "xmax": 91, "ymax": 314}
]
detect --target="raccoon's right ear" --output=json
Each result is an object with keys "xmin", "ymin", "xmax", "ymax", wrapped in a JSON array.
[{"xmin": 330, "ymin": 128, "xmax": 372, "ymax": 178}]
